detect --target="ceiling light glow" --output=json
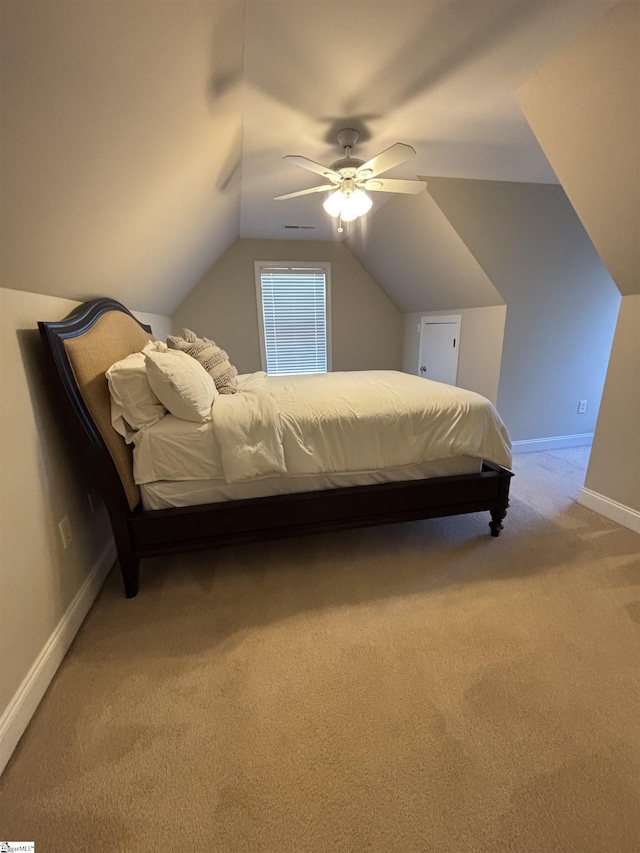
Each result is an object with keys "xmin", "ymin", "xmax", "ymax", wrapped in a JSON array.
[
  {"xmin": 323, "ymin": 190, "xmax": 346, "ymax": 217},
  {"xmin": 323, "ymin": 187, "xmax": 372, "ymax": 221}
]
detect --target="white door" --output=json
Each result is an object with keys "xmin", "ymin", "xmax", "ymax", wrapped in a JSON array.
[{"xmin": 418, "ymin": 317, "xmax": 460, "ymax": 385}]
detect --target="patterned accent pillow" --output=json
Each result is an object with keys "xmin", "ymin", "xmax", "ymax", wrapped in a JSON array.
[{"xmin": 167, "ymin": 329, "xmax": 238, "ymax": 394}]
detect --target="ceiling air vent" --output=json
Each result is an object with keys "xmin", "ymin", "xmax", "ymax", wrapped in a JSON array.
[{"xmin": 283, "ymin": 225, "xmax": 315, "ymax": 230}]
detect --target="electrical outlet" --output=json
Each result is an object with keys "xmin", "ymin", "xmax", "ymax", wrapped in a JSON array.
[
  {"xmin": 58, "ymin": 515, "xmax": 73, "ymax": 549},
  {"xmin": 578, "ymin": 400, "xmax": 587, "ymax": 414}
]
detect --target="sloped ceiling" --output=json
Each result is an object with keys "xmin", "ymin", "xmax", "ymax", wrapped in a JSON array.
[
  {"xmin": 345, "ymin": 191, "xmax": 502, "ymax": 312},
  {"xmin": 0, "ymin": 0, "xmax": 244, "ymax": 315},
  {"xmin": 516, "ymin": 0, "xmax": 639, "ymax": 296},
  {"xmin": 0, "ymin": 0, "xmax": 617, "ymax": 314},
  {"xmin": 240, "ymin": 0, "xmax": 614, "ymax": 243}
]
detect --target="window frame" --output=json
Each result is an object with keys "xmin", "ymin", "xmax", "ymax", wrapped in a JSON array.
[{"xmin": 254, "ymin": 260, "xmax": 333, "ymax": 375}]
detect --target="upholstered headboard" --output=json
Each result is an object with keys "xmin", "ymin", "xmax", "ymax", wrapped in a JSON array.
[{"xmin": 39, "ymin": 299, "xmax": 154, "ymax": 511}]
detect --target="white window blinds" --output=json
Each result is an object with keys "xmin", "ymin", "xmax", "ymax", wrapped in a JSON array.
[{"xmin": 257, "ymin": 265, "xmax": 330, "ymax": 375}]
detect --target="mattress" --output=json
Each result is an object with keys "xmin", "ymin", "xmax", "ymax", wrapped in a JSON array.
[{"xmin": 140, "ymin": 456, "xmax": 483, "ymax": 510}]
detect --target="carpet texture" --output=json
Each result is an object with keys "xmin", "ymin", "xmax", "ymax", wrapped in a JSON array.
[{"xmin": 1, "ymin": 448, "xmax": 639, "ymax": 852}]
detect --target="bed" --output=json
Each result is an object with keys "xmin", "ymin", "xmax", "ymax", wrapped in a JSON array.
[{"xmin": 39, "ymin": 297, "xmax": 513, "ymax": 598}]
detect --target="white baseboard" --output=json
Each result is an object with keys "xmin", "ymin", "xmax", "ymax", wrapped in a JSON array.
[
  {"xmin": 0, "ymin": 539, "xmax": 116, "ymax": 776},
  {"xmin": 578, "ymin": 488, "xmax": 640, "ymax": 534},
  {"xmin": 511, "ymin": 433, "xmax": 594, "ymax": 454}
]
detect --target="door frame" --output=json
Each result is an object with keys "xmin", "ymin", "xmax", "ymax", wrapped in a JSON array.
[{"xmin": 418, "ymin": 314, "xmax": 461, "ymax": 384}]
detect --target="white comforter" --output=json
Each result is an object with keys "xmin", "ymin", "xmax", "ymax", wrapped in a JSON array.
[{"xmin": 134, "ymin": 370, "xmax": 511, "ymax": 485}]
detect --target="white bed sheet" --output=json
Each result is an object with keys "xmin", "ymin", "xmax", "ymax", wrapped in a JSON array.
[
  {"xmin": 133, "ymin": 370, "xmax": 512, "ymax": 488},
  {"xmin": 140, "ymin": 456, "xmax": 482, "ymax": 510}
]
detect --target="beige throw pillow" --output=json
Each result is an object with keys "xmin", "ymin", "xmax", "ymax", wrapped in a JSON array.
[{"xmin": 167, "ymin": 329, "xmax": 238, "ymax": 394}]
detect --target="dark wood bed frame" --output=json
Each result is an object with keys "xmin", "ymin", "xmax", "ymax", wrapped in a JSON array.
[{"xmin": 39, "ymin": 298, "xmax": 513, "ymax": 598}]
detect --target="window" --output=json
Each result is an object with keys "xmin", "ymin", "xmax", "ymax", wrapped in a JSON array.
[{"xmin": 255, "ymin": 261, "xmax": 331, "ymax": 375}]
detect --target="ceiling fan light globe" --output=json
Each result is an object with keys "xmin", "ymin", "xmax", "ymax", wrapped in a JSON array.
[
  {"xmin": 340, "ymin": 209, "xmax": 358, "ymax": 222},
  {"xmin": 341, "ymin": 188, "xmax": 372, "ymax": 220},
  {"xmin": 323, "ymin": 190, "xmax": 345, "ymax": 217}
]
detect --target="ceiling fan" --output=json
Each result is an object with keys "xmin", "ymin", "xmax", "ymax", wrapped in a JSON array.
[{"xmin": 274, "ymin": 128, "xmax": 427, "ymax": 231}]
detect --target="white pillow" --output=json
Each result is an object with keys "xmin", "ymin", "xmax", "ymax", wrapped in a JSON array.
[
  {"xmin": 106, "ymin": 341, "xmax": 167, "ymax": 442},
  {"xmin": 144, "ymin": 348, "xmax": 217, "ymax": 423}
]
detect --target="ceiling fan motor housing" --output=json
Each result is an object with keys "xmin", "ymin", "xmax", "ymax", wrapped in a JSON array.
[{"xmin": 330, "ymin": 157, "xmax": 364, "ymax": 176}]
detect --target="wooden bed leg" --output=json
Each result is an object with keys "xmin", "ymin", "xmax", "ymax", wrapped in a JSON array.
[
  {"xmin": 119, "ymin": 556, "xmax": 140, "ymax": 598},
  {"xmin": 108, "ymin": 509, "xmax": 140, "ymax": 597},
  {"xmin": 112, "ymin": 525, "xmax": 139, "ymax": 598},
  {"xmin": 489, "ymin": 507, "xmax": 507, "ymax": 537}
]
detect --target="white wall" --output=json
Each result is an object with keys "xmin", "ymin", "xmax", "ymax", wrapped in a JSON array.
[
  {"xmin": 173, "ymin": 238, "xmax": 404, "ymax": 374},
  {"xmin": 427, "ymin": 179, "xmax": 620, "ymax": 442},
  {"xmin": 0, "ymin": 288, "xmax": 171, "ymax": 774},
  {"xmin": 403, "ymin": 306, "xmax": 506, "ymax": 405},
  {"xmin": 138, "ymin": 311, "xmax": 173, "ymax": 343},
  {"xmin": 583, "ymin": 296, "xmax": 640, "ymax": 515},
  {"xmin": 516, "ymin": 0, "xmax": 639, "ymax": 523}
]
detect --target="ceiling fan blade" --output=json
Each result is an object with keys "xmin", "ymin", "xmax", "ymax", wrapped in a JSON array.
[
  {"xmin": 357, "ymin": 143, "xmax": 416, "ymax": 178},
  {"xmin": 284, "ymin": 155, "xmax": 341, "ymax": 182},
  {"xmin": 363, "ymin": 178, "xmax": 427, "ymax": 194},
  {"xmin": 273, "ymin": 184, "xmax": 336, "ymax": 201}
]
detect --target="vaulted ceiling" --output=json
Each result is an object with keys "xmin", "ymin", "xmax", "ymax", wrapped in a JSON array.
[{"xmin": 0, "ymin": 0, "xmax": 617, "ymax": 314}]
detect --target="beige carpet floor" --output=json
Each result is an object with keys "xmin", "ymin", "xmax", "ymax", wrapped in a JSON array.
[{"xmin": 1, "ymin": 448, "xmax": 639, "ymax": 852}]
